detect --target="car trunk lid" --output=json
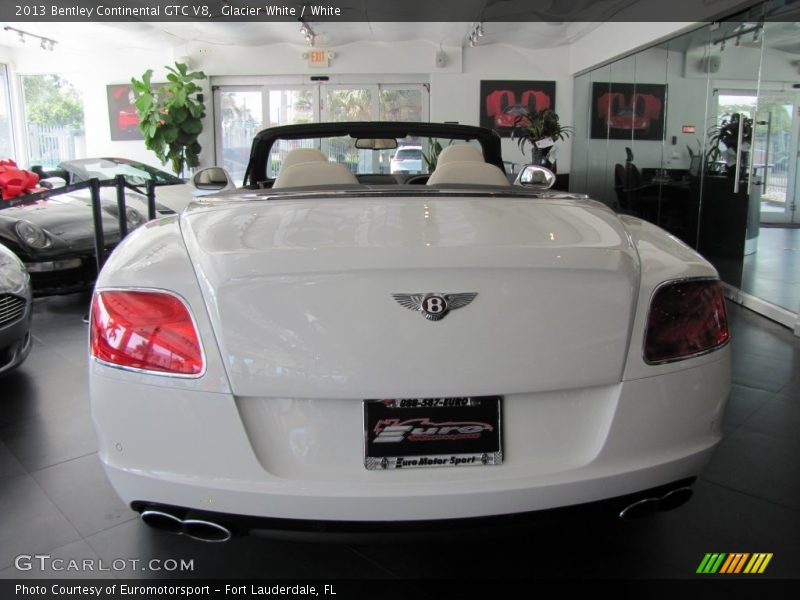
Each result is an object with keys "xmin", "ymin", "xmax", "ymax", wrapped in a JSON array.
[{"xmin": 180, "ymin": 194, "xmax": 639, "ymax": 397}]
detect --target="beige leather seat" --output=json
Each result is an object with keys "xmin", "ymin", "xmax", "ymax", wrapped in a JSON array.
[
  {"xmin": 278, "ymin": 148, "xmax": 328, "ymax": 170},
  {"xmin": 436, "ymin": 144, "xmax": 484, "ymax": 165},
  {"xmin": 426, "ymin": 161, "xmax": 510, "ymax": 186},
  {"xmin": 273, "ymin": 161, "xmax": 359, "ymax": 188}
]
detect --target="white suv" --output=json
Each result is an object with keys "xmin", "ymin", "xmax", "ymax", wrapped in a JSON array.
[{"xmin": 390, "ymin": 145, "xmax": 423, "ymax": 174}]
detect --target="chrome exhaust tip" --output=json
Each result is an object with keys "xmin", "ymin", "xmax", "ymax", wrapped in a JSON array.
[
  {"xmin": 139, "ymin": 509, "xmax": 233, "ymax": 542},
  {"xmin": 619, "ymin": 486, "xmax": 694, "ymax": 520},
  {"xmin": 183, "ymin": 519, "xmax": 233, "ymax": 543},
  {"xmin": 140, "ymin": 510, "xmax": 183, "ymax": 534},
  {"xmin": 618, "ymin": 497, "xmax": 658, "ymax": 520},
  {"xmin": 657, "ymin": 486, "xmax": 693, "ymax": 512}
]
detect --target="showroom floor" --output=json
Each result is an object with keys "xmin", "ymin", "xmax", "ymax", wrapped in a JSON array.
[
  {"xmin": 742, "ymin": 227, "xmax": 800, "ymax": 313},
  {"xmin": 0, "ymin": 294, "xmax": 798, "ymax": 581}
]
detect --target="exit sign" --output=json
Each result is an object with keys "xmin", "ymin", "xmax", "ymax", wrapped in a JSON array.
[{"xmin": 308, "ymin": 49, "xmax": 329, "ymax": 68}]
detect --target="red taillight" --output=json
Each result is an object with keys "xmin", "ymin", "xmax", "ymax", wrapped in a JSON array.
[
  {"xmin": 644, "ymin": 279, "xmax": 729, "ymax": 364},
  {"xmin": 90, "ymin": 290, "xmax": 204, "ymax": 376}
]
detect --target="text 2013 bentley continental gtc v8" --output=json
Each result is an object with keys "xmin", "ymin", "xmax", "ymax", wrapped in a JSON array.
[{"xmin": 89, "ymin": 123, "xmax": 730, "ymax": 542}]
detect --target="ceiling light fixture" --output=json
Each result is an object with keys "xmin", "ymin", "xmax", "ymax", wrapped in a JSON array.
[
  {"xmin": 713, "ymin": 22, "xmax": 762, "ymax": 51},
  {"xmin": 467, "ymin": 22, "xmax": 484, "ymax": 47},
  {"xmin": 298, "ymin": 18, "xmax": 316, "ymax": 47},
  {"xmin": 4, "ymin": 26, "xmax": 57, "ymax": 51}
]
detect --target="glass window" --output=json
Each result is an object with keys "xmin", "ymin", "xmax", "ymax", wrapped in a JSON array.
[
  {"xmin": 218, "ymin": 89, "xmax": 262, "ymax": 185},
  {"xmin": 21, "ymin": 74, "xmax": 85, "ymax": 168},
  {"xmin": 0, "ymin": 65, "xmax": 15, "ymax": 161},
  {"xmin": 379, "ymin": 88, "xmax": 424, "ymax": 122}
]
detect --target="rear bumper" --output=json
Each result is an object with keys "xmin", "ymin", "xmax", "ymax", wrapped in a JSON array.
[
  {"xmin": 130, "ymin": 477, "xmax": 696, "ymax": 542},
  {"xmin": 27, "ymin": 252, "xmax": 106, "ymax": 296},
  {"xmin": 92, "ymin": 351, "xmax": 730, "ymax": 524}
]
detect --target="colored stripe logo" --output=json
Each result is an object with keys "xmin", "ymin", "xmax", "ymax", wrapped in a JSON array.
[{"xmin": 696, "ymin": 553, "xmax": 773, "ymax": 574}]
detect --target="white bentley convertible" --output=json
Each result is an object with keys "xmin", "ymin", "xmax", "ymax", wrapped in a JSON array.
[{"xmin": 89, "ymin": 123, "xmax": 730, "ymax": 541}]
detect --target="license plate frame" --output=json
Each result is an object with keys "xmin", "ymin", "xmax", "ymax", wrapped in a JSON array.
[{"xmin": 363, "ymin": 396, "xmax": 503, "ymax": 470}]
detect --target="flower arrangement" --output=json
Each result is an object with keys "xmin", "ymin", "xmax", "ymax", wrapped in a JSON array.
[{"xmin": 510, "ymin": 109, "xmax": 573, "ymax": 170}]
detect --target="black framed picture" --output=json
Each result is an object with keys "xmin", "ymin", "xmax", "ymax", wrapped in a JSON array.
[
  {"xmin": 480, "ymin": 80, "xmax": 556, "ymax": 138},
  {"xmin": 590, "ymin": 82, "xmax": 667, "ymax": 141}
]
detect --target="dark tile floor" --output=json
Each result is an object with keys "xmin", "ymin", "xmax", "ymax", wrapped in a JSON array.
[
  {"xmin": 742, "ymin": 226, "xmax": 799, "ymax": 312},
  {"xmin": 0, "ymin": 294, "xmax": 798, "ymax": 580}
]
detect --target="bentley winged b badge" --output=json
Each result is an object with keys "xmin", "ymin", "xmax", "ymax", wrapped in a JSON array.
[{"xmin": 391, "ymin": 292, "xmax": 477, "ymax": 321}]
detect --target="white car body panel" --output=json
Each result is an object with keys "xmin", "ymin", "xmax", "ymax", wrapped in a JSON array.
[
  {"xmin": 179, "ymin": 197, "xmax": 638, "ymax": 397},
  {"xmin": 91, "ymin": 191, "xmax": 730, "ymax": 524}
]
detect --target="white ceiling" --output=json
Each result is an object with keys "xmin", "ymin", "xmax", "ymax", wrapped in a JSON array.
[{"xmin": 0, "ymin": 20, "xmax": 605, "ymax": 54}]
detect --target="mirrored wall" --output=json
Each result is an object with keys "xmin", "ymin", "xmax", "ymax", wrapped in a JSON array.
[{"xmin": 571, "ymin": 1, "xmax": 800, "ymax": 324}]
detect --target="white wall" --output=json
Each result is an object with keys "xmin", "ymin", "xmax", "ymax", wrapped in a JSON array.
[
  {"xmin": 4, "ymin": 42, "xmax": 174, "ymax": 168},
  {"xmin": 431, "ymin": 44, "xmax": 574, "ymax": 172},
  {"xmin": 178, "ymin": 39, "xmax": 462, "ymax": 77}
]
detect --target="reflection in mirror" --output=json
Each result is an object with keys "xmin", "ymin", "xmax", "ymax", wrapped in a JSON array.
[
  {"xmin": 193, "ymin": 167, "xmax": 234, "ymax": 192},
  {"xmin": 738, "ymin": 18, "xmax": 800, "ymax": 313},
  {"xmin": 354, "ymin": 138, "xmax": 398, "ymax": 150},
  {"xmin": 569, "ymin": 10, "xmax": 800, "ymax": 322},
  {"xmin": 515, "ymin": 165, "xmax": 556, "ymax": 189}
]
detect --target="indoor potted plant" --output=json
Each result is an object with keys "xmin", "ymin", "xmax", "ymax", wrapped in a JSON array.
[
  {"xmin": 707, "ymin": 113, "xmax": 753, "ymax": 176},
  {"xmin": 131, "ymin": 62, "xmax": 207, "ymax": 177},
  {"xmin": 511, "ymin": 108, "xmax": 573, "ymax": 172}
]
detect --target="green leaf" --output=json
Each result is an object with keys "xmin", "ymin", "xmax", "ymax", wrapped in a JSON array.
[
  {"xmin": 173, "ymin": 88, "xmax": 187, "ymax": 107},
  {"xmin": 180, "ymin": 119, "xmax": 202, "ymax": 134},
  {"xmin": 173, "ymin": 107, "xmax": 190, "ymax": 123},
  {"xmin": 162, "ymin": 125, "xmax": 179, "ymax": 143}
]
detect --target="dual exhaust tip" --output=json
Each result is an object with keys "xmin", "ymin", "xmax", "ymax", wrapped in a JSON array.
[
  {"xmin": 618, "ymin": 486, "xmax": 693, "ymax": 520},
  {"xmin": 141, "ymin": 486, "xmax": 694, "ymax": 540},
  {"xmin": 140, "ymin": 510, "xmax": 233, "ymax": 543}
]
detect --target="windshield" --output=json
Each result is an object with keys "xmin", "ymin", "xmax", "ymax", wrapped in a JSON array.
[
  {"xmin": 266, "ymin": 136, "xmax": 483, "ymax": 179},
  {"xmin": 61, "ymin": 158, "xmax": 184, "ymax": 186}
]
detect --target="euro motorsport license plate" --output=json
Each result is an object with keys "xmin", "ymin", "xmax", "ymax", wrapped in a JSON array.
[{"xmin": 363, "ymin": 396, "xmax": 503, "ymax": 470}]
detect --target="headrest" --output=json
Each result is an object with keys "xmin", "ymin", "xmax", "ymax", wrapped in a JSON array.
[
  {"xmin": 273, "ymin": 161, "xmax": 360, "ymax": 189},
  {"xmin": 436, "ymin": 144, "xmax": 484, "ymax": 165},
  {"xmin": 426, "ymin": 161, "xmax": 510, "ymax": 187},
  {"xmin": 279, "ymin": 148, "xmax": 328, "ymax": 170}
]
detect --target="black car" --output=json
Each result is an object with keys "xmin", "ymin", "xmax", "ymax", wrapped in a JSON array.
[
  {"xmin": 0, "ymin": 243, "xmax": 32, "ymax": 375},
  {"xmin": 0, "ymin": 158, "xmax": 189, "ymax": 296}
]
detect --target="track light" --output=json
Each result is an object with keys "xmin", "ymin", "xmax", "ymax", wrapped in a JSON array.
[
  {"xmin": 298, "ymin": 19, "xmax": 316, "ymax": 47},
  {"xmin": 467, "ymin": 22, "xmax": 484, "ymax": 47},
  {"xmin": 4, "ymin": 26, "xmax": 57, "ymax": 51}
]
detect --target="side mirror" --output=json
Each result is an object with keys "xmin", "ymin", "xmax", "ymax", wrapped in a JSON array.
[
  {"xmin": 192, "ymin": 167, "xmax": 235, "ymax": 195},
  {"xmin": 514, "ymin": 165, "xmax": 556, "ymax": 189}
]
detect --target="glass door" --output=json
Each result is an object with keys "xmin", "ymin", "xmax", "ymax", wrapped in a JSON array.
[
  {"xmin": 696, "ymin": 21, "xmax": 764, "ymax": 289},
  {"xmin": 214, "ymin": 87, "xmax": 263, "ymax": 185},
  {"xmin": 265, "ymin": 87, "xmax": 316, "ymax": 127},
  {"xmin": 753, "ymin": 93, "xmax": 799, "ymax": 225}
]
